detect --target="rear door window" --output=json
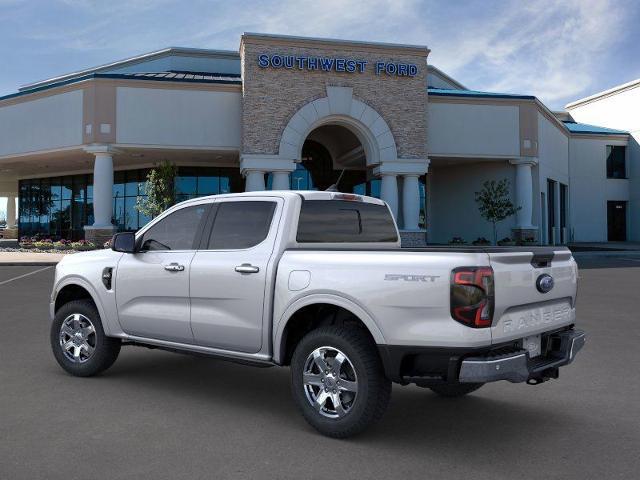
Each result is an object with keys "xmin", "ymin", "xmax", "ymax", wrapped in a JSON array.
[
  {"xmin": 206, "ymin": 201, "xmax": 276, "ymax": 249},
  {"xmin": 297, "ymin": 200, "xmax": 398, "ymax": 243}
]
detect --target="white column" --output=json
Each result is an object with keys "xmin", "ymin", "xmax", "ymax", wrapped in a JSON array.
[
  {"xmin": 6, "ymin": 195, "xmax": 16, "ymax": 228},
  {"xmin": 245, "ymin": 170, "xmax": 266, "ymax": 192},
  {"xmin": 271, "ymin": 171, "xmax": 290, "ymax": 190},
  {"xmin": 402, "ymin": 175, "xmax": 421, "ymax": 231},
  {"xmin": 380, "ymin": 174, "xmax": 399, "ymax": 219},
  {"xmin": 92, "ymin": 151, "xmax": 114, "ymax": 227},
  {"xmin": 511, "ymin": 158, "xmax": 536, "ymax": 229}
]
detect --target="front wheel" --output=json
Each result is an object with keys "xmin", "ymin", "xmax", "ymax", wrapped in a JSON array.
[
  {"xmin": 50, "ymin": 299, "xmax": 121, "ymax": 377},
  {"xmin": 290, "ymin": 326, "xmax": 391, "ymax": 438}
]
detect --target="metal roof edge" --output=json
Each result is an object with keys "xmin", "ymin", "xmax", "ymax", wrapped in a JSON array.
[
  {"xmin": 565, "ymin": 78, "xmax": 640, "ymax": 109},
  {"xmin": 19, "ymin": 47, "xmax": 240, "ymax": 92},
  {"xmin": 427, "ymin": 66, "xmax": 466, "ymax": 90},
  {"xmin": 428, "ymin": 88, "xmax": 535, "ymax": 100},
  {"xmin": 1, "ymin": 72, "xmax": 242, "ymax": 103}
]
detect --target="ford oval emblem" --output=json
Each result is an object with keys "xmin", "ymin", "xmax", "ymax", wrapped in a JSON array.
[{"xmin": 536, "ymin": 274, "xmax": 554, "ymax": 293}]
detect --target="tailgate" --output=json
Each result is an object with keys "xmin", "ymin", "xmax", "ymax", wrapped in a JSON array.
[{"xmin": 488, "ymin": 248, "xmax": 577, "ymax": 344}]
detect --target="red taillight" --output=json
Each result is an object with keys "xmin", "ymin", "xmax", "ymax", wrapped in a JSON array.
[{"xmin": 450, "ymin": 267, "xmax": 494, "ymax": 328}]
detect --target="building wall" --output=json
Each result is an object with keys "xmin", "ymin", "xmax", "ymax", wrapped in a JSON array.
[
  {"xmin": 240, "ymin": 36, "xmax": 428, "ymax": 159},
  {"xmin": 427, "ymin": 102, "xmax": 520, "ymax": 157},
  {"xmin": 115, "ymin": 87, "xmax": 242, "ymax": 148},
  {"xmin": 428, "ymin": 161, "xmax": 516, "ymax": 244},
  {"xmin": 568, "ymin": 136, "xmax": 630, "ymax": 241},
  {"xmin": 0, "ymin": 90, "xmax": 83, "ymax": 156},
  {"xmin": 567, "ymin": 85, "xmax": 640, "ymax": 241},
  {"xmin": 536, "ymin": 112, "xmax": 569, "ymax": 239}
]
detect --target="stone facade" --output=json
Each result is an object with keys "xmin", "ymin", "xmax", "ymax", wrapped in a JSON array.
[{"xmin": 240, "ymin": 34, "xmax": 429, "ymax": 160}]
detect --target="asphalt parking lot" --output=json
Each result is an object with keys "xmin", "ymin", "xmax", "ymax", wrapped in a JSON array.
[{"xmin": 1, "ymin": 254, "xmax": 639, "ymax": 480}]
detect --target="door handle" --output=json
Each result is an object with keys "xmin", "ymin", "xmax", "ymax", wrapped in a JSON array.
[
  {"xmin": 235, "ymin": 263, "xmax": 260, "ymax": 274},
  {"xmin": 164, "ymin": 263, "xmax": 185, "ymax": 272}
]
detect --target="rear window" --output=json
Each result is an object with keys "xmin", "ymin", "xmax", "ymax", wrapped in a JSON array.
[{"xmin": 296, "ymin": 200, "xmax": 398, "ymax": 243}]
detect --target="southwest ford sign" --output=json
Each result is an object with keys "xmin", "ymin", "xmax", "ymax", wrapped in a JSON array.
[{"xmin": 257, "ymin": 54, "xmax": 418, "ymax": 77}]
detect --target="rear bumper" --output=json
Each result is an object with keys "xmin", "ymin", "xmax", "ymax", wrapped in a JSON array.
[
  {"xmin": 458, "ymin": 329, "xmax": 586, "ymax": 383},
  {"xmin": 377, "ymin": 327, "xmax": 585, "ymax": 385}
]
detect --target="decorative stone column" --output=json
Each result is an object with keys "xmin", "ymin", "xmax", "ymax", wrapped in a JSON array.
[
  {"xmin": 2, "ymin": 194, "xmax": 18, "ymax": 239},
  {"xmin": 374, "ymin": 160, "xmax": 429, "ymax": 245},
  {"xmin": 6, "ymin": 195, "xmax": 16, "ymax": 229},
  {"xmin": 379, "ymin": 174, "xmax": 399, "ymax": 219},
  {"xmin": 84, "ymin": 145, "xmax": 117, "ymax": 245},
  {"xmin": 509, "ymin": 157, "xmax": 538, "ymax": 242},
  {"xmin": 401, "ymin": 175, "xmax": 421, "ymax": 231},
  {"xmin": 271, "ymin": 171, "xmax": 290, "ymax": 190},
  {"xmin": 244, "ymin": 170, "xmax": 266, "ymax": 191},
  {"xmin": 240, "ymin": 154, "xmax": 295, "ymax": 192}
]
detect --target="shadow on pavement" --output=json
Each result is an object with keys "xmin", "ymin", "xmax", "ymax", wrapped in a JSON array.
[{"xmin": 92, "ymin": 350, "xmax": 586, "ymax": 452}]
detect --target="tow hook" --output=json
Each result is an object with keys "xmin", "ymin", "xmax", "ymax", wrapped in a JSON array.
[
  {"xmin": 526, "ymin": 377, "xmax": 546, "ymax": 385},
  {"xmin": 526, "ymin": 367, "xmax": 559, "ymax": 385}
]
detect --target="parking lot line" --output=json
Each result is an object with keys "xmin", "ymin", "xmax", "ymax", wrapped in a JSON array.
[{"xmin": 0, "ymin": 266, "xmax": 53, "ymax": 286}]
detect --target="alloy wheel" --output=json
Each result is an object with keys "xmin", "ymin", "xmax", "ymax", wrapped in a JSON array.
[
  {"xmin": 59, "ymin": 313, "xmax": 96, "ymax": 364},
  {"xmin": 302, "ymin": 346, "xmax": 359, "ymax": 419}
]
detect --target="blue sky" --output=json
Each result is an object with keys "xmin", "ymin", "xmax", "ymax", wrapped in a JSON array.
[
  {"xmin": 1, "ymin": 0, "xmax": 639, "ymax": 107},
  {"xmin": 1, "ymin": 0, "xmax": 640, "ymax": 215}
]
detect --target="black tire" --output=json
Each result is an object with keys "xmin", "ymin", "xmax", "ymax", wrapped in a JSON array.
[
  {"xmin": 429, "ymin": 382, "xmax": 484, "ymax": 397},
  {"xmin": 290, "ymin": 325, "xmax": 391, "ymax": 438},
  {"xmin": 50, "ymin": 299, "xmax": 121, "ymax": 377}
]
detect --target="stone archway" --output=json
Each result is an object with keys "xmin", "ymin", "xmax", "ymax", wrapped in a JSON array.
[{"xmin": 278, "ymin": 86, "xmax": 398, "ymax": 166}]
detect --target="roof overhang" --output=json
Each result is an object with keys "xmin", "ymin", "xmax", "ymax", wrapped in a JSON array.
[
  {"xmin": 19, "ymin": 47, "xmax": 240, "ymax": 93},
  {"xmin": 565, "ymin": 78, "xmax": 640, "ymax": 110}
]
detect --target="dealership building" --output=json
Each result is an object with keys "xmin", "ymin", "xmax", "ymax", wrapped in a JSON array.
[{"xmin": 0, "ymin": 33, "xmax": 637, "ymax": 245}]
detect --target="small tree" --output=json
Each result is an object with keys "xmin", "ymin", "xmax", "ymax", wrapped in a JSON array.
[
  {"xmin": 136, "ymin": 160, "xmax": 178, "ymax": 218},
  {"xmin": 475, "ymin": 179, "xmax": 520, "ymax": 245}
]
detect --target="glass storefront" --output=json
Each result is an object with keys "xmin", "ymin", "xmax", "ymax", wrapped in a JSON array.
[
  {"xmin": 19, "ymin": 166, "xmax": 242, "ymax": 240},
  {"xmin": 18, "ymin": 164, "xmax": 426, "ymax": 240}
]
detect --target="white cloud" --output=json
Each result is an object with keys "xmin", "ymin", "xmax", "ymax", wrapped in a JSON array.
[
  {"xmin": 425, "ymin": 0, "xmax": 631, "ymax": 107},
  {"xmin": 2, "ymin": 0, "xmax": 635, "ymax": 108}
]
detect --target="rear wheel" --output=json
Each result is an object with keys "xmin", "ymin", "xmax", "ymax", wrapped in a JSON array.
[
  {"xmin": 290, "ymin": 326, "xmax": 391, "ymax": 438},
  {"xmin": 429, "ymin": 382, "xmax": 484, "ymax": 397},
  {"xmin": 50, "ymin": 300, "xmax": 121, "ymax": 377}
]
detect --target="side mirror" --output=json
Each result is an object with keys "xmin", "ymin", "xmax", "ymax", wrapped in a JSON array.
[{"xmin": 111, "ymin": 232, "xmax": 137, "ymax": 253}]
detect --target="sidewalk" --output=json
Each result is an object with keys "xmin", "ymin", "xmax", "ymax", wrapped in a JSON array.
[{"xmin": 0, "ymin": 251, "xmax": 66, "ymax": 265}]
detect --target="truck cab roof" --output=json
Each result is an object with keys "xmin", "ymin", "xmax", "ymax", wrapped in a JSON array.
[{"xmin": 179, "ymin": 190, "xmax": 387, "ymax": 206}]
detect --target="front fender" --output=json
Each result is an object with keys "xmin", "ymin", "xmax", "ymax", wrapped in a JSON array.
[
  {"xmin": 273, "ymin": 293, "xmax": 387, "ymax": 364},
  {"xmin": 52, "ymin": 275, "xmax": 122, "ymax": 337}
]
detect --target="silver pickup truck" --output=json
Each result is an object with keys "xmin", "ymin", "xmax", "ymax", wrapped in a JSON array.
[{"xmin": 50, "ymin": 191, "xmax": 585, "ymax": 437}]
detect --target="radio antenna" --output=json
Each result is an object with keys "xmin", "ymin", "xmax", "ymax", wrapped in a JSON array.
[{"xmin": 325, "ymin": 169, "xmax": 346, "ymax": 192}]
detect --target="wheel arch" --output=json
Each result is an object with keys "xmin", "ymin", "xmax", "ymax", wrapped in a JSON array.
[
  {"xmin": 52, "ymin": 277, "xmax": 113, "ymax": 334},
  {"xmin": 273, "ymin": 294, "xmax": 386, "ymax": 365}
]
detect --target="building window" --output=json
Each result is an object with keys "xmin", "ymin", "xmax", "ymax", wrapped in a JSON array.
[
  {"xmin": 606, "ymin": 145, "xmax": 626, "ymax": 179},
  {"xmin": 18, "ymin": 166, "xmax": 242, "ymax": 240},
  {"xmin": 547, "ymin": 179, "xmax": 556, "ymax": 244},
  {"xmin": 560, "ymin": 183, "xmax": 568, "ymax": 244}
]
